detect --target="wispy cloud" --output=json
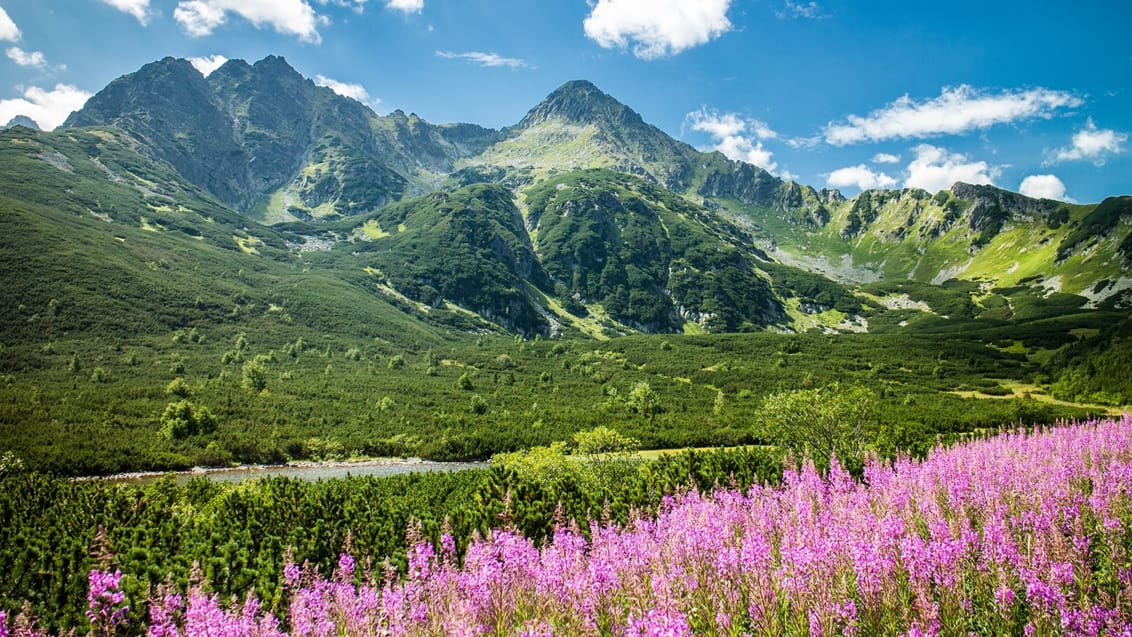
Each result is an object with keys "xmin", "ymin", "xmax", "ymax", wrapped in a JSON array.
[
  {"xmin": 0, "ymin": 6, "xmax": 21, "ymax": 42},
  {"xmin": 435, "ymin": 50, "xmax": 531, "ymax": 69},
  {"xmin": 872, "ymin": 152, "xmax": 900, "ymax": 164},
  {"xmin": 317, "ymin": 0, "xmax": 369, "ymax": 14},
  {"xmin": 583, "ymin": 0, "xmax": 732, "ymax": 60},
  {"xmin": 904, "ymin": 144, "xmax": 997, "ymax": 193},
  {"xmin": 0, "ymin": 84, "xmax": 92, "ymax": 131},
  {"xmin": 6, "ymin": 47, "xmax": 47, "ymax": 69},
  {"xmin": 173, "ymin": 0, "xmax": 326, "ymax": 43},
  {"xmin": 1019, "ymin": 174, "xmax": 1072, "ymax": 202},
  {"xmin": 1049, "ymin": 118, "xmax": 1127, "ymax": 165},
  {"xmin": 315, "ymin": 74, "xmax": 380, "ymax": 108},
  {"xmin": 686, "ymin": 107, "xmax": 779, "ymax": 174},
  {"xmin": 824, "ymin": 85, "xmax": 1082, "ymax": 145},
  {"xmin": 98, "ymin": 0, "xmax": 152, "ymax": 25},
  {"xmin": 776, "ymin": 1, "xmax": 828, "ymax": 20}
]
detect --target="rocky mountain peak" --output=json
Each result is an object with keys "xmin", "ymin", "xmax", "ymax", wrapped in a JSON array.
[
  {"xmin": 3, "ymin": 115, "xmax": 40, "ymax": 130},
  {"xmin": 517, "ymin": 79, "xmax": 645, "ymax": 131}
]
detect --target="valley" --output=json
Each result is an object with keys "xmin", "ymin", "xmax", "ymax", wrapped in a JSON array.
[{"xmin": 1, "ymin": 54, "xmax": 1131, "ymax": 634}]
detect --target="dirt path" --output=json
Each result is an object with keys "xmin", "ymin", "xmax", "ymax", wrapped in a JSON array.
[{"xmin": 949, "ymin": 380, "xmax": 1126, "ymax": 416}]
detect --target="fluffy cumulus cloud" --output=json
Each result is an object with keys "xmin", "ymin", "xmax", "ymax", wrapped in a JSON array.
[
  {"xmin": 188, "ymin": 54, "xmax": 229, "ymax": 76},
  {"xmin": 824, "ymin": 85, "xmax": 1082, "ymax": 145},
  {"xmin": 904, "ymin": 144, "xmax": 996, "ymax": 193},
  {"xmin": 872, "ymin": 152, "xmax": 900, "ymax": 164},
  {"xmin": 1019, "ymin": 174, "xmax": 1070, "ymax": 201},
  {"xmin": 385, "ymin": 0, "xmax": 422, "ymax": 13},
  {"xmin": 827, "ymin": 164, "xmax": 897, "ymax": 190},
  {"xmin": 315, "ymin": 74, "xmax": 379, "ymax": 107},
  {"xmin": 174, "ymin": 0, "xmax": 325, "ymax": 42},
  {"xmin": 0, "ymin": 84, "xmax": 92, "ymax": 130},
  {"xmin": 435, "ymin": 50, "xmax": 529, "ymax": 68},
  {"xmin": 1052, "ymin": 118, "xmax": 1127, "ymax": 165},
  {"xmin": 0, "ymin": 5, "xmax": 20, "ymax": 42},
  {"xmin": 6, "ymin": 46, "xmax": 46, "ymax": 69},
  {"xmin": 98, "ymin": 0, "xmax": 152, "ymax": 25},
  {"xmin": 687, "ymin": 107, "xmax": 779, "ymax": 173},
  {"xmin": 583, "ymin": 0, "xmax": 732, "ymax": 60}
]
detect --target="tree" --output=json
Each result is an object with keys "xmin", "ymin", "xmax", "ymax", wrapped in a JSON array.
[
  {"xmin": 158, "ymin": 400, "xmax": 218, "ymax": 440},
  {"xmin": 627, "ymin": 381, "xmax": 661, "ymax": 417},
  {"xmin": 456, "ymin": 372, "xmax": 474, "ymax": 391},
  {"xmin": 572, "ymin": 426, "xmax": 639, "ymax": 455},
  {"xmin": 756, "ymin": 383, "xmax": 877, "ymax": 467},
  {"xmin": 241, "ymin": 356, "xmax": 268, "ymax": 393}
]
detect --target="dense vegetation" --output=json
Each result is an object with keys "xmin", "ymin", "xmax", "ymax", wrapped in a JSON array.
[
  {"xmin": 5, "ymin": 420, "xmax": 1131, "ymax": 635},
  {"xmin": 1, "ymin": 314, "xmax": 1109, "ymax": 476},
  {"xmin": 0, "ymin": 446, "xmax": 784, "ymax": 633}
]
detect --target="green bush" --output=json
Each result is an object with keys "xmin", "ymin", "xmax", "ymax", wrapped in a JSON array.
[{"xmin": 158, "ymin": 400, "xmax": 217, "ymax": 440}]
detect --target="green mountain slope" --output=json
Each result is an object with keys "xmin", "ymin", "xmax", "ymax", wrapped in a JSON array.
[
  {"xmin": 20, "ymin": 55, "xmax": 1132, "ymax": 337},
  {"xmin": 0, "ymin": 124, "xmax": 448, "ymax": 346},
  {"xmin": 2, "ymin": 59, "xmax": 1129, "ymax": 479}
]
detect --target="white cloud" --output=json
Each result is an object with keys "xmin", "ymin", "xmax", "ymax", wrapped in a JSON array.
[
  {"xmin": 0, "ymin": 6, "xmax": 20, "ymax": 42},
  {"xmin": 583, "ymin": 0, "xmax": 732, "ymax": 60},
  {"xmin": 0, "ymin": 84, "xmax": 92, "ymax": 131},
  {"xmin": 188, "ymin": 54, "xmax": 229, "ymax": 76},
  {"xmin": 1019, "ymin": 174, "xmax": 1071, "ymax": 201},
  {"xmin": 317, "ymin": 0, "xmax": 368, "ymax": 13},
  {"xmin": 315, "ymin": 74, "xmax": 379, "ymax": 107},
  {"xmin": 904, "ymin": 144, "xmax": 996, "ymax": 193},
  {"xmin": 686, "ymin": 107, "xmax": 780, "ymax": 173},
  {"xmin": 98, "ymin": 0, "xmax": 152, "ymax": 25},
  {"xmin": 776, "ymin": 1, "xmax": 827, "ymax": 19},
  {"xmin": 827, "ymin": 164, "xmax": 897, "ymax": 190},
  {"xmin": 435, "ymin": 50, "xmax": 530, "ymax": 69},
  {"xmin": 174, "ymin": 0, "xmax": 324, "ymax": 42},
  {"xmin": 872, "ymin": 152, "xmax": 900, "ymax": 164},
  {"xmin": 715, "ymin": 136, "xmax": 777, "ymax": 173},
  {"xmin": 6, "ymin": 47, "xmax": 46, "ymax": 69},
  {"xmin": 1051, "ymin": 118, "xmax": 1127, "ymax": 165},
  {"xmin": 824, "ymin": 85, "xmax": 1082, "ymax": 145},
  {"xmin": 687, "ymin": 107, "xmax": 776, "ymax": 140},
  {"xmin": 385, "ymin": 0, "xmax": 422, "ymax": 13}
]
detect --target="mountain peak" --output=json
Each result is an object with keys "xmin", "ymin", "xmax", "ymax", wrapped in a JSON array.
[
  {"xmin": 63, "ymin": 56, "xmax": 209, "ymax": 129},
  {"xmin": 252, "ymin": 54, "xmax": 298, "ymax": 75},
  {"xmin": 517, "ymin": 80, "xmax": 645, "ymax": 130},
  {"xmin": 3, "ymin": 115, "xmax": 40, "ymax": 131}
]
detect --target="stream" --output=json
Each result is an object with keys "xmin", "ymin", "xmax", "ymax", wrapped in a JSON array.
[{"xmin": 90, "ymin": 458, "xmax": 489, "ymax": 485}]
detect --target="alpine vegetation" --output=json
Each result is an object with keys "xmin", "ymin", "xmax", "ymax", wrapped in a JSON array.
[{"xmin": 6, "ymin": 418, "xmax": 1130, "ymax": 635}]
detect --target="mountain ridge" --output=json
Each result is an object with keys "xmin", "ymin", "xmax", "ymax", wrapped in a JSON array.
[{"xmin": 19, "ymin": 54, "xmax": 1132, "ymax": 337}]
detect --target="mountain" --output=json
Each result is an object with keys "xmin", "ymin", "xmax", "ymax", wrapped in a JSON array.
[
  {"xmin": 3, "ymin": 115, "xmax": 39, "ymax": 130},
  {"xmin": 65, "ymin": 56, "xmax": 501, "ymax": 222},
  {"xmin": 0, "ymin": 54, "xmax": 1123, "ymax": 341}
]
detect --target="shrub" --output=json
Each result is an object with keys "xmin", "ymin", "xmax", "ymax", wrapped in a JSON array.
[
  {"xmin": 572, "ymin": 426, "xmax": 639, "ymax": 455},
  {"xmin": 241, "ymin": 357, "xmax": 268, "ymax": 393},
  {"xmin": 456, "ymin": 372, "xmax": 473, "ymax": 391},
  {"xmin": 158, "ymin": 400, "xmax": 217, "ymax": 440},
  {"xmin": 165, "ymin": 377, "xmax": 191, "ymax": 398}
]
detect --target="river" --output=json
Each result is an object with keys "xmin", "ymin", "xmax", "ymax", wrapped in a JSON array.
[{"xmin": 92, "ymin": 458, "xmax": 489, "ymax": 485}]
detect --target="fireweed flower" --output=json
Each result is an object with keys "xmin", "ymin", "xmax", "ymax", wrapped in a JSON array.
[
  {"xmin": 86, "ymin": 568, "xmax": 129, "ymax": 636},
  {"xmin": 13, "ymin": 417, "xmax": 1132, "ymax": 635}
]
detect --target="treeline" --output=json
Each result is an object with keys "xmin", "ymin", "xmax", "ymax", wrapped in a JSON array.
[{"xmin": 0, "ymin": 446, "xmax": 783, "ymax": 633}]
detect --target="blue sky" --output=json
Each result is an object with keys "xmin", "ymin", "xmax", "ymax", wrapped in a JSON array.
[{"xmin": 0, "ymin": 0, "xmax": 1128, "ymax": 203}]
